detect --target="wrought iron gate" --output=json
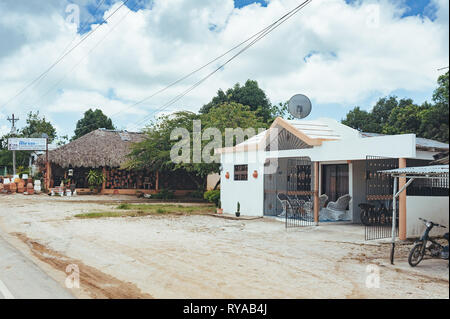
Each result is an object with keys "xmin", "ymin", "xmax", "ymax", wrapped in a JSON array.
[
  {"xmin": 264, "ymin": 157, "xmax": 315, "ymax": 228},
  {"xmin": 363, "ymin": 156, "xmax": 398, "ymax": 240}
]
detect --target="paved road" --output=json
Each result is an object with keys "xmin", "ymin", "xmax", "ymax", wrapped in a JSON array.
[{"xmin": 0, "ymin": 233, "xmax": 74, "ymax": 299}]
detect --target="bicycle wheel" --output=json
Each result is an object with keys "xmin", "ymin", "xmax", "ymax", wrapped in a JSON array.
[
  {"xmin": 360, "ymin": 211, "xmax": 369, "ymax": 225},
  {"xmin": 408, "ymin": 242, "xmax": 424, "ymax": 267}
]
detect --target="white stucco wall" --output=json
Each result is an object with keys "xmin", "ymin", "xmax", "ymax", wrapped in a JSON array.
[
  {"xmin": 220, "ymin": 151, "xmax": 265, "ymax": 216},
  {"xmin": 406, "ymin": 196, "xmax": 449, "ymax": 238}
]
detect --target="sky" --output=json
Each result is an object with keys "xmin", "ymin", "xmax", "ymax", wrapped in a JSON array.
[{"xmin": 0, "ymin": 0, "xmax": 448, "ymax": 139}]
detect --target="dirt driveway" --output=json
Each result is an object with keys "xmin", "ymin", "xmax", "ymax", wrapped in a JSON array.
[{"xmin": 0, "ymin": 194, "xmax": 448, "ymax": 299}]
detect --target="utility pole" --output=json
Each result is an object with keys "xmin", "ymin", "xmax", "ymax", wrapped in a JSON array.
[{"xmin": 7, "ymin": 113, "xmax": 19, "ymax": 176}]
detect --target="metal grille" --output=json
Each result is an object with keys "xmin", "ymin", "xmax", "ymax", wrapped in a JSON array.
[
  {"xmin": 263, "ymin": 157, "xmax": 315, "ymax": 228},
  {"xmin": 363, "ymin": 203, "xmax": 399, "ymax": 240},
  {"xmin": 406, "ymin": 159, "xmax": 449, "ymax": 196},
  {"xmin": 286, "ymin": 158, "xmax": 315, "ymax": 228},
  {"xmin": 366, "ymin": 156, "xmax": 397, "ymax": 200},
  {"xmin": 364, "ymin": 156, "xmax": 398, "ymax": 240}
]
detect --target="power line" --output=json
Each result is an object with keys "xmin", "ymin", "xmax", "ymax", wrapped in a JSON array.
[
  {"xmin": 1, "ymin": 0, "xmax": 130, "ymax": 110},
  {"xmin": 131, "ymin": 0, "xmax": 312, "ymax": 130},
  {"xmin": 95, "ymin": 0, "xmax": 313, "ymax": 124},
  {"xmin": 31, "ymin": 2, "xmax": 134, "ymax": 107},
  {"xmin": 63, "ymin": 0, "xmax": 313, "ymax": 134},
  {"xmin": 17, "ymin": 0, "xmax": 108, "ymax": 104}
]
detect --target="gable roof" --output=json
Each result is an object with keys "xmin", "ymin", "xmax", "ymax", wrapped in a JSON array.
[
  {"xmin": 217, "ymin": 117, "xmax": 341, "ymax": 154},
  {"xmin": 39, "ymin": 129, "xmax": 144, "ymax": 168}
]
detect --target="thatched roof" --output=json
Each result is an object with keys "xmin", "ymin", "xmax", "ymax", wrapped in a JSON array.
[{"xmin": 39, "ymin": 129, "xmax": 144, "ymax": 168}]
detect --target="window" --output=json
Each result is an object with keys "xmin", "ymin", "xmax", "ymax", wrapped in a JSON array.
[{"xmin": 234, "ymin": 165, "xmax": 248, "ymax": 181}]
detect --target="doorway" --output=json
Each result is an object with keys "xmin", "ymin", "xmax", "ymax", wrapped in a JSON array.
[{"xmin": 321, "ymin": 164, "xmax": 349, "ymax": 204}]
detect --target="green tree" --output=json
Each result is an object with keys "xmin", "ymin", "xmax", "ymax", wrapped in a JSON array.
[
  {"xmin": 432, "ymin": 71, "xmax": 449, "ymax": 107},
  {"xmin": 370, "ymin": 97, "xmax": 414, "ymax": 133},
  {"xmin": 72, "ymin": 109, "xmax": 114, "ymax": 140},
  {"xmin": 382, "ymin": 104, "xmax": 424, "ymax": 135},
  {"xmin": 0, "ymin": 112, "xmax": 59, "ymax": 173},
  {"xmin": 127, "ymin": 103, "xmax": 267, "ymax": 187},
  {"xmin": 342, "ymin": 72, "xmax": 449, "ymax": 143},
  {"xmin": 341, "ymin": 106, "xmax": 379, "ymax": 132},
  {"xmin": 419, "ymin": 72, "xmax": 449, "ymax": 142},
  {"xmin": 21, "ymin": 111, "xmax": 57, "ymax": 142},
  {"xmin": 199, "ymin": 80, "xmax": 274, "ymax": 122}
]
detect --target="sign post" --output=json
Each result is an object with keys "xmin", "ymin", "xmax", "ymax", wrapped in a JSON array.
[{"xmin": 12, "ymin": 149, "xmax": 16, "ymax": 176}]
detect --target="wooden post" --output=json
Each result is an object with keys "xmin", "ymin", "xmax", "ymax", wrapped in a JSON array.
[
  {"xmin": 101, "ymin": 167, "xmax": 106, "ymax": 194},
  {"xmin": 155, "ymin": 171, "xmax": 159, "ymax": 191},
  {"xmin": 45, "ymin": 162, "xmax": 51, "ymax": 191},
  {"xmin": 314, "ymin": 162, "xmax": 319, "ymax": 225},
  {"xmin": 398, "ymin": 158, "xmax": 407, "ymax": 240}
]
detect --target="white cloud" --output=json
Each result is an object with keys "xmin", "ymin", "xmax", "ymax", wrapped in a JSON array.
[{"xmin": 0, "ymin": 0, "xmax": 448, "ymax": 137}]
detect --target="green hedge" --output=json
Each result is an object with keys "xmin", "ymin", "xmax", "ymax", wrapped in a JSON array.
[
  {"xmin": 203, "ymin": 190, "xmax": 220, "ymax": 207},
  {"xmin": 152, "ymin": 188, "xmax": 175, "ymax": 200}
]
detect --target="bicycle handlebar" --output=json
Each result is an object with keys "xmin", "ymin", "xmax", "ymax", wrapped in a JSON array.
[{"xmin": 418, "ymin": 217, "xmax": 447, "ymax": 228}]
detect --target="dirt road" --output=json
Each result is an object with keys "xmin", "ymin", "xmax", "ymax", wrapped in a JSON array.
[{"xmin": 0, "ymin": 194, "xmax": 448, "ymax": 298}]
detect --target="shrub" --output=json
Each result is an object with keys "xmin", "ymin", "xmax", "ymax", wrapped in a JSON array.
[
  {"xmin": 152, "ymin": 188, "xmax": 175, "ymax": 200},
  {"xmin": 204, "ymin": 190, "xmax": 220, "ymax": 206},
  {"xmin": 188, "ymin": 189, "xmax": 204, "ymax": 199}
]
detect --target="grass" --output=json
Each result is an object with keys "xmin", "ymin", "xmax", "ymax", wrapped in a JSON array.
[{"xmin": 74, "ymin": 204, "xmax": 215, "ymax": 219}]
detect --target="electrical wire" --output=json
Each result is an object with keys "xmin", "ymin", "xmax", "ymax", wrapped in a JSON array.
[
  {"xmin": 31, "ymin": 3, "xmax": 135, "ymax": 107},
  {"xmin": 130, "ymin": 0, "xmax": 312, "ymax": 130},
  {"xmin": 1, "ymin": 0, "xmax": 130, "ymax": 110},
  {"xmin": 62, "ymin": 0, "xmax": 313, "ymax": 134}
]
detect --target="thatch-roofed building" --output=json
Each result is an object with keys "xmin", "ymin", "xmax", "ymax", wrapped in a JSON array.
[{"xmin": 38, "ymin": 129, "xmax": 202, "ymax": 195}]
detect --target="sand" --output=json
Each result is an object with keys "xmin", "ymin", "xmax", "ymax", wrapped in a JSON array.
[{"xmin": 0, "ymin": 194, "xmax": 448, "ymax": 299}]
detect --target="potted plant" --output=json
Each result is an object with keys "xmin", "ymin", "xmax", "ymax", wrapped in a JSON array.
[
  {"xmin": 235, "ymin": 202, "xmax": 240, "ymax": 217},
  {"xmin": 216, "ymin": 199, "xmax": 223, "ymax": 214},
  {"xmin": 87, "ymin": 169, "xmax": 105, "ymax": 194}
]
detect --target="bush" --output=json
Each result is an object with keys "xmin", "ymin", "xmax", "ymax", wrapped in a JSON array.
[
  {"xmin": 152, "ymin": 188, "xmax": 175, "ymax": 200},
  {"xmin": 188, "ymin": 189, "xmax": 204, "ymax": 199},
  {"xmin": 204, "ymin": 190, "xmax": 220, "ymax": 207}
]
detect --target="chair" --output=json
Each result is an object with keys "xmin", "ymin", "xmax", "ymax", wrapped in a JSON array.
[
  {"xmin": 319, "ymin": 194, "xmax": 328, "ymax": 209},
  {"xmin": 287, "ymin": 195, "xmax": 302, "ymax": 217},
  {"xmin": 277, "ymin": 193, "xmax": 292, "ymax": 217},
  {"xmin": 320, "ymin": 194, "xmax": 352, "ymax": 222},
  {"xmin": 326, "ymin": 194, "xmax": 352, "ymax": 212}
]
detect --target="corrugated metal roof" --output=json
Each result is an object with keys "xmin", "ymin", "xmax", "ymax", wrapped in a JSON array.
[
  {"xmin": 416, "ymin": 137, "xmax": 449, "ymax": 150},
  {"xmin": 380, "ymin": 165, "xmax": 449, "ymax": 175},
  {"xmin": 361, "ymin": 132, "xmax": 449, "ymax": 151}
]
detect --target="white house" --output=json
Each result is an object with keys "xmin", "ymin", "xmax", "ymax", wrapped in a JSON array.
[{"xmin": 217, "ymin": 117, "xmax": 449, "ymax": 240}]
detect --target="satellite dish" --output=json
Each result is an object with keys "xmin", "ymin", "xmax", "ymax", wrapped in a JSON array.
[{"xmin": 288, "ymin": 94, "xmax": 312, "ymax": 119}]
